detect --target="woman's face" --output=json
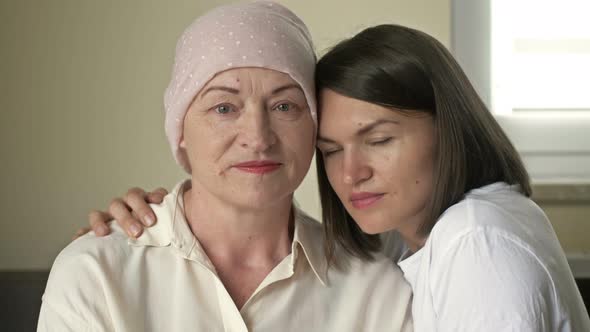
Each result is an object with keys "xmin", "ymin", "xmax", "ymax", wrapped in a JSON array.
[
  {"xmin": 317, "ymin": 89, "xmax": 435, "ymax": 235},
  {"xmin": 181, "ymin": 68, "xmax": 315, "ymax": 209}
]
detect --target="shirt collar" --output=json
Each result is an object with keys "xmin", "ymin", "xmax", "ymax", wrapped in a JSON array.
[
  {"xmin": 129, "ymin": 180, "xmax": 329, "ymax": 286},
  {"xmin": 291, "ymin": 207, "xmax": 329, "ymax": 286}
]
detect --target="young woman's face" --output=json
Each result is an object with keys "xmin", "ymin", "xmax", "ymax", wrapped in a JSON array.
[
  {"xmin": 317, "ymin": 89, "xmax": 436, "ymax": 235},
  {"xmin": 180, "ymin": 68, "xmax": 315, "ymax": 209}
]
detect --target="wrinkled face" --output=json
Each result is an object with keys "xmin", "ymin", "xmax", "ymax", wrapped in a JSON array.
[
  {"xmin": 180, "ymin": 68, "xmax": 315, "ymax": 209},
  {"xmin": 317, "ymin": 89, "xmax": 435, "ymax": 234}
]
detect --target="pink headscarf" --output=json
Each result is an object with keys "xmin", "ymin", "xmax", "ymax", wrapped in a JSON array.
[{"xmin": 164, "ymin": 1, "xmax": 317, "ymax": 172}]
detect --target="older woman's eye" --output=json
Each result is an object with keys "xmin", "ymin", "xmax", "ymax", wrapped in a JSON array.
[
  {"xmin": 275, "ymin": 103, "xmax": 292, "ymax": 112},
  {"xmin": 271, "ymin": 101, "xmax": 304, "ymax": 121},
  {"xmin": 214, "ymin": 104, "xmax": 234, "ymax": 114}
]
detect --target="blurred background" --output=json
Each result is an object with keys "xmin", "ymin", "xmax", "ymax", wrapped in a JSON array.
[{"xmin": 1, "ymin": 0, "xmax": 588, "ymax": 330}]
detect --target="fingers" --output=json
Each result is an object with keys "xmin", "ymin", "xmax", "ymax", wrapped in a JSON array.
[
  {"xmin": 91, "ymin": 185, "xmax": 166, "ymax": 240},
  {"xmin": 146, "ymin": 187, "xmax": 168, "ymax": 204},
  {"xmin": 125, "ymin": 187, "xmax": 158, "ymax": 227},
  {"xmin": 109, "ymin": 198, "xmax": 144, "ymax": 238},
  {"xmin": 88, "ymin": 210, "xmax": 113, "ymax": 236},
  {"xmin": 72, "ymin": 227, "xmax": 92, "ymax": 241}
]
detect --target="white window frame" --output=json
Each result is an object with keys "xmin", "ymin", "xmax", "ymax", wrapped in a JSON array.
[{"xmin": 451, "ymin": 0, "xmax": 590, "ymax": 183}]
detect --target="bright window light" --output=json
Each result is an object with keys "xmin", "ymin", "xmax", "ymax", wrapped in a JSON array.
[{"xmin": 491, "ymin": 0, "xmax": 590, "ymax": 115}]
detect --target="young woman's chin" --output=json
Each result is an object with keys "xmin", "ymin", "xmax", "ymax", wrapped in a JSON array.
[{"xmin": 353, "ymin": 215, "xmax": 397, "ymax": 235}]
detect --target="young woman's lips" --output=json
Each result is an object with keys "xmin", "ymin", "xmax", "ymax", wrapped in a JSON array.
[
  {"xmin": 233, "ymin": 160, "xmax": 282, "ymax": 174},
  {"xmin": 350, "ymin": 192, "xmax": 385, "ymax": 209}
]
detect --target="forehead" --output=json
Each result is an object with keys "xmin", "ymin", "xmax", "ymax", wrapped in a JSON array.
[
  {"xmin": 204, "ymin": 67, "xmax": 298, "ymax": 88},
  {"xmin": 319, "ymin": 89, "xmax": 396, "ymax": 124},
  {"xmin": 318, "ymin": 89, "xmax": 434, "ymax": 138}
]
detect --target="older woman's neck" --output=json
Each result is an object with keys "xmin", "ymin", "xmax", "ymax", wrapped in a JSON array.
[
  {"xmin": 182, "ymin": 185, "xmax": 294, "ymax": 265},
  {"xmin": 181, "ymin": 183, "xmax": 294, "ymax": 309}
]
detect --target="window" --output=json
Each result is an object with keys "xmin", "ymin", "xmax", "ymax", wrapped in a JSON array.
[{"xmin": 452, "ymin": 0, "xmax": 590, "ymax": 183}]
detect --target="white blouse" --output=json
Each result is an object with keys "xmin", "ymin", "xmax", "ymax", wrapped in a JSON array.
[
  {"xmin": 389, "ymin": 182, "xmax": 590, "ymax": 331},
  {"xmin": 38, "ymin": 180, "xmax": 413, "ymax": 332}
]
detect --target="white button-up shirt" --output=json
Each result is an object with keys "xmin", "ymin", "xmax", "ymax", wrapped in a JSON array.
[
  {"xmin": 395, "ymin": 182, "xmax": 590, "ymax": 332},
  {"xmin": 38, "ymin": 181, "xmax": 413, "ymax": 331}
]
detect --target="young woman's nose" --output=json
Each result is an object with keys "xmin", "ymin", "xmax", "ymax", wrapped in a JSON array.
[{"xmin": 342, "ymin": 151, "xmax": 372, "ymax": 185}]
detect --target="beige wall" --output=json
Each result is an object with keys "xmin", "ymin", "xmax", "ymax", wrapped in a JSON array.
[
  {"xmin": 4, "ymin": 0, "xmax": 584, "ymax": 271},
  {"xmin": 543, "ymin": 204, "xmax": 590, "ymax": 253},
  {"xmin": 0, "ymin": 0, "xmax": 450, "ymax": 270}
]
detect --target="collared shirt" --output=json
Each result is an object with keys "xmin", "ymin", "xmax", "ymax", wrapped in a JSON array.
[
  {"xmin": 38, "ymin": 180, "xmax": 413, "ymax": 332},
  {"xmin": 392, "ymin": 182, "xmax": 590, "ymax": 332}
]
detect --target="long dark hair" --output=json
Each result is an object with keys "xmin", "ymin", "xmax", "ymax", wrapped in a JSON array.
[{"xmin": 315, "ymin": 24, "xmax": 531, "ymax": 262}]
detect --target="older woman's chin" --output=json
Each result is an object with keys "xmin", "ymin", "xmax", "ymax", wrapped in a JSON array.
[
  {"xmin": 223, "ymin": 188, "xmax": 298, "ymax": 210},
  {"xmin": 191, "ymin": 174, "xmax": 304, "ymax": 208}
]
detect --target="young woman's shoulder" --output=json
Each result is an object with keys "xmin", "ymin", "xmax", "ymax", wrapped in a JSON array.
[
  {"xmin": 424, "ymin": 183, "xmax": 590, "ymax": 330},
  {"xmin": 429, "ymin": 182, "xmax": 552, "ymax": 256},
  {"xmin": 427, "ymin": 224, "xmax": 564, "ymax": 330}
]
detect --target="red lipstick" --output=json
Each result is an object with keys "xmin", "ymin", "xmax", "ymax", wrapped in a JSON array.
[
  {"xmin": 350, "ymin": 192, "xmax": 384, "ymax": 209},
  {"xmin": 233, "ymin": 160, "xmax": 282, "ymax": 174}
]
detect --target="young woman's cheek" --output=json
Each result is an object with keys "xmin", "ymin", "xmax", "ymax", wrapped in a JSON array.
[{"xmin": 369, "ymin": 139, "xmax": 401, "ymax": 168}]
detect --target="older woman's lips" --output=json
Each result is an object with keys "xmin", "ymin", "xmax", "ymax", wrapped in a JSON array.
[
  {"xmin": 350, "ymin": 192, "xmax": 385, "ymax": 209},
  {"xmin": 233, "ymin": 160, "xmax": 282, "ymax": 174}
]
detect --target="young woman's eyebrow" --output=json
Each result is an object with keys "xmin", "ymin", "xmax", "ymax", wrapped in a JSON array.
[
  {"xmin": 356, "ymin": 119, "xmax": 399, "ymax": 136},
  {"xmin": 317, "ymin": 119, "xmax": 399, "ymax": 144},
  {"xmin": 316, "ymin": 136, "xmax": 337, "ymax": 145}
]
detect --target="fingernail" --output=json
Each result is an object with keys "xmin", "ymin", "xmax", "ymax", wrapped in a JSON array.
[
  {"xmin": 144, "ymin": 215, "xmax": 155, "ymax": 226},
  {"xmin": 130, "ymin": 224, "xmax": 142, "ymax": 237},
  {"xmin": 99, "ymin": 225, "xmax": 109, "ymax": 235}
]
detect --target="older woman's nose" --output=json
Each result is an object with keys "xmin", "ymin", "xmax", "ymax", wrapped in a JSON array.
[{"xmin": 238, "ymin": 107, "xmax": 277, "ymax": 152}]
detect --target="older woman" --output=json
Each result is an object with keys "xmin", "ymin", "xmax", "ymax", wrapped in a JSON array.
[{"xmin": 38, "ymin": 2, "xmax": 412, "ymax": 331}]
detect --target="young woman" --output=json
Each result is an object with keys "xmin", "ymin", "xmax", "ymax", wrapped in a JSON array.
[
  {"xmin": 313, "ymin": 24, "xmax": 589, "ymax": 331},
  {"xmin": 84, "ymin": 22, "xmax": 590, "ymax": 332},
  {"xmin": 39, "ymin": 3, "xmax": 413, "ymax": 331}
]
